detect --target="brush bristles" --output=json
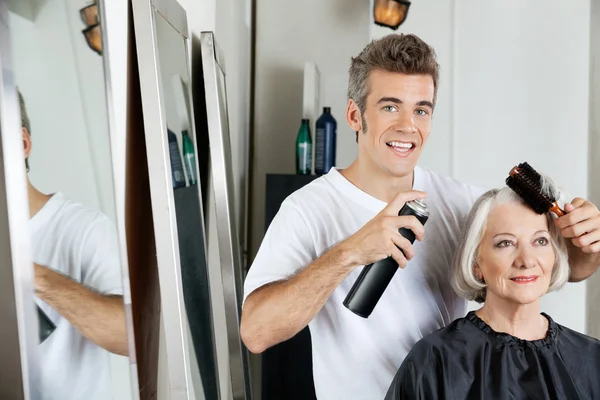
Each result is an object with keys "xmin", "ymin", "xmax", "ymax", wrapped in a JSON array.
[
  {"xmin": 517, "ymin": 162, "xmax": 542, "ymax": 182},
  {"xmin": 506, "ymin": 162, "xmax": 556, "ymax": 214}
]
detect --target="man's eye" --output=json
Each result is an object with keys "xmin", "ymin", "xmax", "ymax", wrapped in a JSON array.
[
  {"xmin": 383, "ymin": 105, "xmax": 397, "ymax": 112},
  {"xmin": 415, "ymin": 109, "xmax": 429, "ymax": 116}
]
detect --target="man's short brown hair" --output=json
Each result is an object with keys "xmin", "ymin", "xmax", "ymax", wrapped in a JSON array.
[
  {"xmin": 18, "ymin": 89, "xmax": 31, "ymax": 135},
  {"xmin": 348, "ymin": 34, "xmax": 440, "ymax": 140}
]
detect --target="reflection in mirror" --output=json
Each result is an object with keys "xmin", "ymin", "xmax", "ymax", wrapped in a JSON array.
[
  {"xmin": 153, "ymin": 9, "xmax": 218, "ymax": 400},
  {"xmin": 8, "ymin": 1, "xmax": 134, "ymax": 399}
]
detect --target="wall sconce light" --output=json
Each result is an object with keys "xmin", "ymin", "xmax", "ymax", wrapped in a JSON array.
[
  {"xmin": 80, "ymin": 2, "xmax": 98, "ymax": 25},
  {"xmin": 373, "ymin": 0, "xmax": 411, "ymax": 30},
  {"xmin": 82, "ymin": 23, "xmax": 102, "ymax": 55},
  {"xmin": 79, "ymin": 2, "xmax": 103, "ymax": 55}
]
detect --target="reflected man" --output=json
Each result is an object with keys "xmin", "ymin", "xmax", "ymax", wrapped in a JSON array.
[{"xmin": 20, "ymin": 91, "xmax": 128, "ymax": 400}]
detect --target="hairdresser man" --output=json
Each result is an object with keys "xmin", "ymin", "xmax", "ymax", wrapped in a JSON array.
[
  {"xmin": 240, "ymin": 34, "xmax": 600, "ymax": 399},
  {"xmin": 20, "ymin": 91, "xmax": 128, "ymax": 400}
]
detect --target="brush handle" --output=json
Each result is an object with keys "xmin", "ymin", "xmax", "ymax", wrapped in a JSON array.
[{"xmin": 550, "ymin": 203, "xmax": 565, "ymax": 217}]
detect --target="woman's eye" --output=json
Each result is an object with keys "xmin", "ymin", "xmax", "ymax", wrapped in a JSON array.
[
  {"xmin": 536, "ymin": 237, "xmax": 549, "ymax": 246},
  {"xmin": 496, "ymin": 240, "xmax": 513, "ymax": 248}
]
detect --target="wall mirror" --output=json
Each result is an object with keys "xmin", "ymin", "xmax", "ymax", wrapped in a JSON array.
[
  {"xmin": 131, "ymin": 0, "xmax": 220, "ymax": 399},
  {"xmin": 194, "ymin": 31, "xmax": 252, "ymax": 400},
  {"xmin": 1, "ymin": 0, "xmax": 138, "ymax": 398}
]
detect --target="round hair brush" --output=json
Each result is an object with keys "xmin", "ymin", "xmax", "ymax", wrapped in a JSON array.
[{"xmin": 505, "ymin": 162, "xmax": 565, "ymax": 217}]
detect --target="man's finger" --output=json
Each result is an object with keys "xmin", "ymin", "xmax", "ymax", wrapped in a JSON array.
[
  {"xmin": 561, "ymin": 217, "xmax": 599, "ymax": 239},
  {"xmin": 391, "ymin": 234, "xmax": 415, "ymax": 260},
  {"xmin": 383, "ymin": 190, "xmax": 428, "ymax": 216},
  {"xmin": 570, "ymin": 197, "xmax": 587, "ymax": 208},
  {"xmin": 555, "ymin": 202, "xmax": 597, "ymax": 230},
  {"xmin": 572, "ymin": 229, "xmax": 600, "ymax": 249},
  {"xmin": 392, "ymin": 215, "xmax": 425, "ymax": 241},
  {"xmin": 390, "ymin": 246, "xmax": 408, "ymax": 269},
  {"xmin": 582, "ymin": 241, "xmax": 600, "ymax": 254}
]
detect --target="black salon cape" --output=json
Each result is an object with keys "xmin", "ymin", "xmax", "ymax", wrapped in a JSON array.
[{"xmin": 385, "ymin": 311, "xmax": 600, "ymax": 400}]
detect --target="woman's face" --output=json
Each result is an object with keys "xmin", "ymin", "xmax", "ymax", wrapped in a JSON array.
[{"xmin": 476, "ymin": 201, "xmax": 556, "ymax": 305}]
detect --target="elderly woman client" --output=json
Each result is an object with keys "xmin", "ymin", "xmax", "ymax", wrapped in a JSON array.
[{"xmin": 385, "ymin": 185, "xmax": 600, "ymax": 399}]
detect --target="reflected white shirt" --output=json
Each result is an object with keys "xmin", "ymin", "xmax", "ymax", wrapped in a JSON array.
[{"xmin": 29, "ymin": 192, "xmax": 123, "ymax": 400}]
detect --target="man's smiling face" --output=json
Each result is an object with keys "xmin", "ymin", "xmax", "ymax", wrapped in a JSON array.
[{"xmin": 351, "ymin": 69, "xmax": 435, "ymax": 179}]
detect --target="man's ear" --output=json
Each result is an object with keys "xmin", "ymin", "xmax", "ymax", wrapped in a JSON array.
[
  {"xmin": 346, "ymin": 99, "xmax": 363, "ymax": 133},
  {"xmin": 22, "ymin": 127, "xmax": 32, "ymax": 160}
]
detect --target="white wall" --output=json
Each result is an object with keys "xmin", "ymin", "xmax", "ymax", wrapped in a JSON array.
[
  {"xmin": 372, "ymin": 0, "xmax": 591, "ymax": 333},
  {"xmin": 64, "ymin": 0, "xmax": 116, "ymax": 220},
  {"xmin": 8, "ymin": 1, "xmax": 131, "ymax": 399}
]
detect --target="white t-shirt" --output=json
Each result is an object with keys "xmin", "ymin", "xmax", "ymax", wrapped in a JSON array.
[
  {"xmin": 29, "ymin": 192, "xmax": 123, "ymax": 400},
  {"xmin": 243, "ymin": 166, "xmax": 486, "ymax": 400}
]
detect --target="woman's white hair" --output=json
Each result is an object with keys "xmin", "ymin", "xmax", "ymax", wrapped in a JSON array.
[{"xmin": 451, "ymin": 176, "xmax": 570, "ymax": 303}]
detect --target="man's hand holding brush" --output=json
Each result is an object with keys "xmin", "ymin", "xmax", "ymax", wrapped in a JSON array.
[
  {"xmin": 554, "ymin": 198, "xmax": 600, "ymax": 281},
  {"xmin": 506, "ymin": 162, "xmax": 600, "ymax": 282},
  {"xmin": 556, "ymin": 198, "xmax": 600, "ymax": 253}
]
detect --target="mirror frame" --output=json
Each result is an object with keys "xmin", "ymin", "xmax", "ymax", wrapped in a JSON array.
[
  {"xmin": 0, "ymin": 0, "xmax": 140, "ymax": 397},
  {"xmin": 196, "ymin": 31, "xmax": 253, "ymax": 400},
  {"xmin": 0, "ymin": 0, "xmax": 40, "ymax": 397},
  {"xmin": 131, "ymin": 0, "xmax": 220, "ymax": 398},
  {"xmin": 99, "ymin": 0, "xmax": 141, "ymax": 397}
]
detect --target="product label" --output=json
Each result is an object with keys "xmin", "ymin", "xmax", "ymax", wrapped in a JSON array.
[
  {"xmin": 297, "ymin": 142, "xmax": 312, "ymax": 173},
  {"xmin": 315, "ymin": 128, "xmax": 325, "ymax": 170}
]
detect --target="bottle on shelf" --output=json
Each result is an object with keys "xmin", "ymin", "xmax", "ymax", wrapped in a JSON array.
[
  {"xmin": 296, "ymin": 118, "xmax": 312, "ymax": 175},
  {"xmin": 315, "ymin": 107, "xmax": 337, "ymax": 175}
]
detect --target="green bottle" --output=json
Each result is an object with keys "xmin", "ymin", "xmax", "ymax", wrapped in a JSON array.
[
  {"xmin": 182, "ymin": 130, "xmax": 197, "ymax": 186},
  {"xmin": 296, "ymin": 119, "xmax": 312, "ymax": 175}
]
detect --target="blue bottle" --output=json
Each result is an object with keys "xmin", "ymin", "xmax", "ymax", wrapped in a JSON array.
[
  {"xmin": 168, "ymin": 128, "xmax": 186, "ymax": 189},
  {"xmin": 315, "ymin": 107, "xmax": 337, "ymax": 175}
]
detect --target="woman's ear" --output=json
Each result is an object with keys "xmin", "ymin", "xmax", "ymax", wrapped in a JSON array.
[{"xmin": 473, "ymin": 264, "xmax": 484, "ymax": 282}]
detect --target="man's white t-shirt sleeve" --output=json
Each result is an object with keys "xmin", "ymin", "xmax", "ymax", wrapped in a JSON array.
[
  {"xmin": 80, "ymin": 216, "xmax": 124, "ymax": 296},
  {"xmin": 243, "ymin": 199, "xmax": 316, "ymax": 305}
]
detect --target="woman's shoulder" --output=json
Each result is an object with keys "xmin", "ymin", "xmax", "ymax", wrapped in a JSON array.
[
  {"xmin": 385, "ymin": 317, "xmax": 477, "ymax": 399},
  {"xmin": 555, "ymin": 320, "xmax": 600, "ymax": 350},
  {"xmin": 552, "ymin": 319, "xmax": 600, "ymax": 394}
]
